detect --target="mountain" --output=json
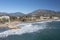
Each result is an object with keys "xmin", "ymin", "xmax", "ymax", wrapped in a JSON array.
[
  {"xmin": 27, "ymin": 9, "xmax": 60, "ymax": 17},
  {"xmin": 0, "ymin": 12, "xmax": 25, "ymax": 17},
  {"xmin": 0, "ymin": 9, "xmax": 60, "ymax": 17},
  {"xmin": 0, "ymin": 12, "xmax": 9, "ymax": 16},
  {"xmin": 9, "ymin": 12, "xmax": 25, "ymax": 17}
]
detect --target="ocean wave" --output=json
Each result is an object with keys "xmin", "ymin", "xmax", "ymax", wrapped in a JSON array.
[
  {"xmin": 0, "ymin": 20, "xmax": 60, "ymax": 38},
  {"xmin": 0, "ymin": 22, "xmax": 47, "ymax": 38}
]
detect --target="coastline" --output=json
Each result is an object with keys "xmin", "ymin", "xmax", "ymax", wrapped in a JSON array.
[{"xmin": 0, "ymin": 19, "xmax": 60, "ymax": 28}]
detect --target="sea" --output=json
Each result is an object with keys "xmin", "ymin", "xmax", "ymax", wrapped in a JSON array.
[{"xmin": 0, "ymin": 20, "xmax": 60, "ymax": 40}]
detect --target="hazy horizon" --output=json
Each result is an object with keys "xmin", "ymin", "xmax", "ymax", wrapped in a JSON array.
[{"xmin": 0, "ymin": 0, "xmax": 60, "ymax": 14}]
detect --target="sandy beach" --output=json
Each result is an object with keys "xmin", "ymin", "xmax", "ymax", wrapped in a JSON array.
[
  {"xmin": 0, "ymin": 21, "xmax": 20, "ymax": 29},
  {"xmin": 0, "ymin": 19, "xmax": 60, "ymax": 29}
]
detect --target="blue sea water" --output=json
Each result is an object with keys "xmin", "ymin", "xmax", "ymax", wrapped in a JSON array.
[{"xmin": 0, "ymin": 20, "xmax": 60, "ymax": 40}]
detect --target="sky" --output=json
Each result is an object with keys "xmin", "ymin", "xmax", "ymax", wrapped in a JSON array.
[{"xmin": 0, "ymin": 0, "xmax": 60, "ymax": 14}]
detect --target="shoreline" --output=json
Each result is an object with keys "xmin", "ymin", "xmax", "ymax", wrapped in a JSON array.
[
  {"xmin": 0, "ymin": 21, "xmax": 21, "ymax": 28},
  {"xmin": 0, "ymin": 19, "xmax": 60, "ymax": 28},
  {"xmin": 21, "ymin": 19, "xmax": 60, "ymax": 23}
]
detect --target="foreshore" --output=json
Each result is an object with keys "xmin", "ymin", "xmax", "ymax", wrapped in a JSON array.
[
  {"xmin": 0, "ymin": 21, "xmax": 20, "ymax": 29},
  {"xmin": 0, "ymin": 19, "xmax": 60, "ymax": 29}
]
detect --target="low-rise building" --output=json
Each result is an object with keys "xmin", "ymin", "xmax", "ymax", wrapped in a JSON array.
[
  {"xmin": 40, "ymin": 16, "xmax": 50, "ymax": 20},
  {"xmin": 52, "ymin": 16, "xmax": 59, "ymax": 19},
  {"xmin": 0, "ymin": 16, "xmax": 10, "ymax": 22}
]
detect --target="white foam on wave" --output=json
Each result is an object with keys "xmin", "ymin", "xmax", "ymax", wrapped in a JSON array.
[
  {"xmin": 54, "ymin": 19, "xmax": 60, "ymax": 21},
  {"xmin": 0, "ymin": 20, "xmax": 55, "ymax": 38}
]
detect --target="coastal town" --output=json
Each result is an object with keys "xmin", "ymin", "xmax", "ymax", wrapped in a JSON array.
[
  {"xmin": 0, "ymin": 15, "xmax": 60, "ymax": 29},
  {"xmin": 0, "ymin": 0, "xmax": 60, "ymax": 40},
  {"xmin": 0, "ymin": 9, "xmax": 60, "ymax": 29}
]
